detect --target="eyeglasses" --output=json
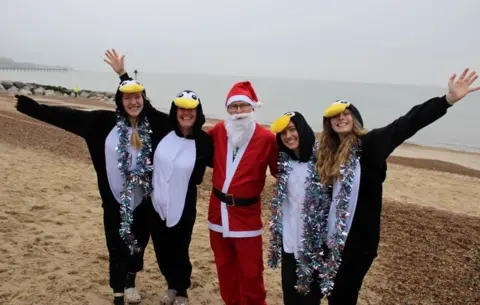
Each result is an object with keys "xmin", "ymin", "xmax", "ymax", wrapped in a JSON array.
[{"xmin": 227, "ymin": 103, "xmax": 252, "ymax": 111}]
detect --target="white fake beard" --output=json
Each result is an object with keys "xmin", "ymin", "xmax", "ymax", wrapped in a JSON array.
[{"xmin": 225, "ymin": 112, "xmax": 256, "ymax": 148}]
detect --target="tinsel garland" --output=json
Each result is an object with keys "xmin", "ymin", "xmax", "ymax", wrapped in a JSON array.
[
  {"xmin": 268, "ymin": 151, "xmax": 293, "ymax": 268},
  {"xmin": 295, "ymin": 141, "xmax": 329, "ymax": 293},
  {"xmin": 267, "ymin": 138, "xmax": 361, "ymax": 296},
  {"xmin": 308, "ymin": 139, "xmax": 361, "ymax": 295},
  {"xmin": 268, "ymin": 141, "xmax": 320, "ymax": 274},
  {"xmin": 115, "ymin": 111, "xmax": 153, "ymax": 254}
]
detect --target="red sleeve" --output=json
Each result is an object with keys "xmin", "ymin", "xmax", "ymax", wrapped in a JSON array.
[
  {"xmin": 268, "ymin": 132, "xmax": 279, "ymax": 178},
  {"xmin": 207, "ymin": 122, "xmax": 218, "ymax": 136}
]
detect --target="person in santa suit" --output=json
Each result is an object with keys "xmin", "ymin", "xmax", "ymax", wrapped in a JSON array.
[
  {"xmin": 207, "ymin": 81, "xmax": 279, "ymax": 305},
  {"xmin": 14, "ymin": 67, "xmax": 170, "ymax": 305}
]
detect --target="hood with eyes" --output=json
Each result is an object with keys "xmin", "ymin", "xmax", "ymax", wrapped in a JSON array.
[
  {"xmin": 271, "ymin": 111, "xmax": 316, "ymax": 162},
  {"xmin": 169, "ymin": 90, "xmax": 206, "ymax": 138},
  {"xmin": 114, "ymin": 79, "xmax": 153, "ymax": 123},
  {"xmin": 323, "ymin": 99, "xmax": 363, "ymax": 127}
]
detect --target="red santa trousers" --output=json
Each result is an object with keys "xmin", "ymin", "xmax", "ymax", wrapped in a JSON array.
[{"xmin": 209, "ymin": 230, "xmax": 267, "ymax": 305}]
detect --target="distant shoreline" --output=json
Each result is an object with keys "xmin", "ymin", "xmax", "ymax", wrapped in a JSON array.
[
  {"xmin": 0, "ymin": 56, "xmax": 71, "ymax": 71},
  {"xmin": 2, "ymin": 92, "xmax": 480, "ymax": 169}
]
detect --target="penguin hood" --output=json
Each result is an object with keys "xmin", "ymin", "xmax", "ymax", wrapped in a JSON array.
[
  {"xmin": 168, "ymin": 90, "xmax": 206, "ymax": 138},
  {"xmin": 271, "ymin": 111, "xmax": 316, "ymax": 162},
  {"xmin": 114, "ymin": 79, "xmax": 153, "ymax": 121},
  {"xmin": 323, "ymin": 99, "xmax": 364, "ymax": 127}
]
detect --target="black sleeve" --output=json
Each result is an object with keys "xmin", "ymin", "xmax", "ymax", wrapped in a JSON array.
[
  {"xmin": 16, "ymin": 95, "xmax": 97, "ymax": 139},
  {"xmin": 363, "ymin": 95, "xmax": 452, "ymax": 160},
  {"xmin": 119, "ymin": 72, "xmax": 132, "ymax": 82}
]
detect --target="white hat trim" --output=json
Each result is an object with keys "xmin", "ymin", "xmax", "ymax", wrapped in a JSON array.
[
  {"xmin": 226, "ymin": 95, "xmax": 253, "ymax": 106},
  {"xmin": 226, "ymin": 95, "xmax": 262, "ymax": 108}
]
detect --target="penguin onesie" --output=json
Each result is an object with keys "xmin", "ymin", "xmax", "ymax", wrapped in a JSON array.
[
  {"xmin": 118, "ymin": 73, "xmax": 213, "ymax": 303},
  {"xmin": 268, "ymin": 111, "xmax": 320, "ymax": 305},
  {"xmin": 14, "ymin": 79, "xmax": 170, "ymax": 305},
  {"xmin": 153, "ymin": 91, "xmax": 213, "ymax": 302}
]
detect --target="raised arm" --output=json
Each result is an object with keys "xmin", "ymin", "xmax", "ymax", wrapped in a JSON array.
[
  {"xmin": 364, "ymin": 68, "xmax": 479, "ymax": 160},
  {"xmin": 15, "ymin": 95, "xmax": 97, "ymax": 139},
  {"xmin": 104, "ymin": 48, "xmax": 169, "ymax": 125}
]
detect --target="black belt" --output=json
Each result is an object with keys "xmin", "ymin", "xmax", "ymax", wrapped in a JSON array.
[{"xmin": 213, "ymin": 188, "xmax": 259, "ymax": 207}]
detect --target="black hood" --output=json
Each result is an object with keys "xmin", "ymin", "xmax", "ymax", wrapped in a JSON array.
[
  {"xmin": 168, "ymin": 93, "xmax": 206, "ymax": 139},
  {"xmin": 347, "ymin": 103, "xmax": 363, "ymax": 127},
  {"xmin": 276, "ymin": 111, "xmax": 316, "ymax": 162}
]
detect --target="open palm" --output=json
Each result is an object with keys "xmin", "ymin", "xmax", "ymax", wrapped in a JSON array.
[
  {"xmin": 447, "ymin": 68, "xmax": 480, "ymax": 104},
  {"xmin": 104, "ymin": 49, "xmax": 125, "ymax": 76}
]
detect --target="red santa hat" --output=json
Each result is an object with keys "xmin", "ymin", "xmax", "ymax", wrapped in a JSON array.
[{"xmin": 225, "ymin": 81, "xmax": 263, "ymax": 108}]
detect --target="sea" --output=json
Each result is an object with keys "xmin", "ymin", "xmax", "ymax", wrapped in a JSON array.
[{"xmin": 1, "ymin": 70, "xmax": 479, "ymax": 152}]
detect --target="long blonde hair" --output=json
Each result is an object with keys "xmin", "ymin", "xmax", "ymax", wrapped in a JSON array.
[
  {"xmin": 130, "ymin": 119, "xmax": 142, "ymax": 149},
  {"xmin": 316, "ymin": 117, "xmax": 367, "ymax": 184}
]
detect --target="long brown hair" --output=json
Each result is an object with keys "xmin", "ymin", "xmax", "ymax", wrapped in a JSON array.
[{"xmin": 316, "ymin": 117, "xmax": 368, "ymax": 184}]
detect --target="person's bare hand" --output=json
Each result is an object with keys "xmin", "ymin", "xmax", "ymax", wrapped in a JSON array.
[
  {"xmin": 446, "ymin": 68, "xmax": 480, "ymax": 105},
  {"xmin": 104, "ymin": 49, "xmax": 126, "ymax": 76}
]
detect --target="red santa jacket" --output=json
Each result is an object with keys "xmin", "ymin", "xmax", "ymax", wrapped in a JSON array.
[{"xmin": 207, "ymin": 121, "xmax": 278, "ymax": 238}]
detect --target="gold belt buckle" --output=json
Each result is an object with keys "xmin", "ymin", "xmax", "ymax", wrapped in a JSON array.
[{"xmin": 226, "ymin": 194, "xmax": 235, "ymax": 207}]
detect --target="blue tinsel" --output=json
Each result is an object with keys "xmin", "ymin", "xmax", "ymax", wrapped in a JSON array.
[
  {"xmin": 268, "ymin": 150, "xmax": 293, "ymax": 269},
  {"xmin": 268, "ymin": 138, "xmax": 361, "ymax": 296},
  {"xmin": 314, "ymin": 139, "xmax": 361, "ymax": 295},
  {"xmin": 268, "ymin": 141, "xmax": 321, "ymax": 291},
  {"xmin": 115, "ymin": 111, "xmax": 153, "ymax": 255}
]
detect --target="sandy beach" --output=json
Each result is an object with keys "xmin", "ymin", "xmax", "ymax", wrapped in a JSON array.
[{"xmin": 0, "ymin": 93, "xmax": 479, "ymax": 305}]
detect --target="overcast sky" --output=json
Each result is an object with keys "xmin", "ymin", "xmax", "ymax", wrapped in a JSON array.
[{"xmin": 1, "ymin": 0, "xmax": 478, "ymax": 86}]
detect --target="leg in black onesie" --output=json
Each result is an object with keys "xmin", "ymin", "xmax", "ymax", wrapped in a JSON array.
[
  {"xmin": 126, "ymin": 200, "xmax": 151, "ymax": 288},
  {"xmin": 103, "ymin": 203, "xmax": 129, "ymax": 303},
  {"xmin": 149, "ymin": 194, "xmax": 197, "ymax": 300}
]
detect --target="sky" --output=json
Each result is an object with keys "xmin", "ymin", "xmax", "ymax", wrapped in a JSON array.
[{"xmin": 1, "ymin": 0, "xmax": 479, "ymax": 86}]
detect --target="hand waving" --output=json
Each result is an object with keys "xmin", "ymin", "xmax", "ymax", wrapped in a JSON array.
[
  {"xmin": 446, "ymin": 68, "xmax": 480, "ymax": 105},
  {"xmin": 104, "ymin": 49, "xmax": 126, "ymax": 76}
]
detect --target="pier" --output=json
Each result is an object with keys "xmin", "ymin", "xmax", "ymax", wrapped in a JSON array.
[{"xmin": 0, "ymin": 67, "xmax": 69, "ymax": 72}]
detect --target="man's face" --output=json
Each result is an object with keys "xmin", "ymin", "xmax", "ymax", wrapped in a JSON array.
[{"xmin": 227, "ymin": 101, "xmax": 253, "ymax": 116}]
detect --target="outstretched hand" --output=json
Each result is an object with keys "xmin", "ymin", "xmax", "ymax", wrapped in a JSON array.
[
  {"xmin": 13, "ymin": 94, "xmax": 32, "ymax": 109},
  {"xmin": 104, "ymin": 49, "xmax": 126, "ymax": 76},
  {"xmin": 446, "ymin": 68, "xmax": 479, "ymax": 105}
]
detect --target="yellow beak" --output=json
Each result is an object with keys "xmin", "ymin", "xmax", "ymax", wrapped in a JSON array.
[
  {"xmin": 323, "ymin": 102, "xmax": 349, "ymax": 118},
  {"xmin": 174, "ymin": 97, "xmax": 200, "ymax": 109},
  {"xmin": 270, "ymin": 115, "xmax": 292, "ymax": 133},
  {"xmin": 119, "ymin": 83, "xmax": 145, "ymax": 93}
]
